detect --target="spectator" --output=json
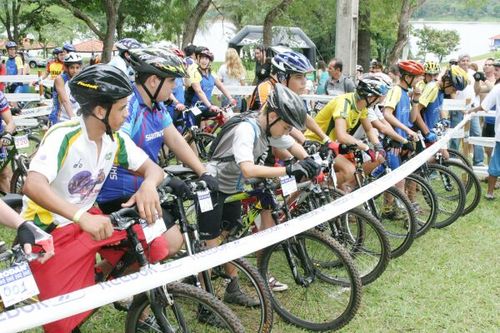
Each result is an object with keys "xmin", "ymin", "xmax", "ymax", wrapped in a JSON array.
[
  {"xmin": 183, "ymin": 44, "xmax": 197, "ymax": 67},
  {"xmin": 388, "ymin": 64, "xmax": 400, "ymax": 85},
  {"xmin": 370, "ymin": 60, "xmax": 384, "ymax": 73},
  {"xmin": 315, "ymin": 60, "xmax": 329, "ymax": 94},
  {"xmin": 474, "ymin": 58, "xmax": 497, "ymax": 163},
  {"xmin": 324, "ymin": 58, "xmax": 356, "ymax": 96},
  {"xmin": 468, "ymin": 60, "xmax": 500, "ymax": 199},
  {"xmin": 16, "ymin": 52, "xmax": 30, "ymax": 93},
  {"xmin": 449, "ymin": 53, "xmax": 484, "ymax": 166},
  {"xmin": 217, "ymin": 48, "xmax": 246, "ymax": 111},
  {"xmin": 355, "ymin": 64, "xmax": 364, "ymax": 84},
  {"xmin": 253, "ymin": 45, "xmax": 271, "ymax": 85}
]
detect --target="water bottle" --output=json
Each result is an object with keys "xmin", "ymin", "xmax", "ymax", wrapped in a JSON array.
[{"xmin": 371, "ymin": 164, "xmax": 386, "ymax": 178}]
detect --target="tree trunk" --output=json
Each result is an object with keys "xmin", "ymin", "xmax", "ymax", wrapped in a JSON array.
[
  {"xmin": 181, "ymin": 0, "xmax": 211, "ymax": 49},
  {"xmin": 387, "ymin": 0, "xmax": 427, "ymax": 66},
  {"xmin": 116, "ymin": 10, "xmax": 126, "ymax": 40},
  {"xmin": 357, "ymin": 0, "xmax": 370, "ymax": 73},
  {"xmin": 102, "ymin": 0, "xmax": 121, "ymax": 62},
  {"xmin": 262, "ymin": 0, "xmax": 294, "ymax": 48}
]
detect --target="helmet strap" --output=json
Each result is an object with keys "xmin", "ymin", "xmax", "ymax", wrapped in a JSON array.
[
  {"xmin": 91, "ymin": 105, "xmax": 114, "ymax": 141},
  {"xmin": 142, "ymin": 77, "xmax": 165, "ymax": 109},
  {"xmin": 265, "ymin": 111, "xmax": 281, "ymax": 137},
  {"xmin": 403, "ymin": 74, "xmax": 415, "ymax": 88}
]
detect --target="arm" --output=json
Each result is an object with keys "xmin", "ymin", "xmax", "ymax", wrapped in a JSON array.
[
  {"xmin": 383, "ymin": 106, "xmax": 418, "ymax": 140},
  {"xmin": 1, "ymin": 108, "xmax": 15, "ymax": 135},
  {"xmin": 191, "ymin": 81, "xmax": 213, "ymax": 108},
  {"xmin": 411, "ymin": 103, "xmax": 431, "ymax": 135},
  {"xmin": 163, "ymin": 124, "xmax": 206, "ymax": 176},
  {"xmin": 371, "ymin": 118, "xmax": 406, "ymax": 143},
  {"xmin": 287, "ymin": 142, "xmax": 308, "ymax": 159},
  {"xmin": 215, "ymin": 77, "xmax": 234, "ymax": 104},
  {"xmin": 360, "ymin": 118, "xmax": 380, "ymax": 145},
  {"xmin": 239, "ymin": 161, "xmax": 286, "ymax": 179},
  {"xmin": 305, "ymin": 114, "xmax": 329, "ymax": 142},
  {"xmin": 54, "ymin": 76, "xmax": 76, "ymax": 118},
  {"xmin": 334, "ymin": 118, "xmax": 369, "ymax": 150}
]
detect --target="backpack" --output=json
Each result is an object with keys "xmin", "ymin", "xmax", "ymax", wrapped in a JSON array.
[{"xmin": 208, "ymin": 112, "xmax": 259, "ymax": 162}]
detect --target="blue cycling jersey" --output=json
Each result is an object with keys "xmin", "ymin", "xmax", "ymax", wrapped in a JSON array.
[
  {"xmin": 6, "ymin": 57, "xmax": 19, "ymax": 75},
  {"xmin": 0, "ymin": 91, "xmax": 10, "ymax": 133},
  {"xmin": 49, "ymin": 72, "xmax": 70, "ymax": 124},
  {"xmin": 385, "ymin": 85, "xmax": 413, "ymax": 138},
  {"xmin": 97, "ymin": 86, "xmax": 172, "ymax": 202},
  {"xmin": 422, "ymin": 90, "xmax": 444, "ymax": 130}
]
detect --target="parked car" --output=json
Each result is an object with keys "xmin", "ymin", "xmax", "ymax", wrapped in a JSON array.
[{"xmin": 24, "ymin": 53, "xmax": 47, "ymax": 68}]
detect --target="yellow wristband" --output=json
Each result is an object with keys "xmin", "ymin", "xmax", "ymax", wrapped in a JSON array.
[{"xmin": 73, "ymin": 208, "xmax": 86, "ymax": 224}]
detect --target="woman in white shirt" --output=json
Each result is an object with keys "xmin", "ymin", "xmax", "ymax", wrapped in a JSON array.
[{"xmin": 217, "ymin": 48, "xmax": 246, "ymax": 111}]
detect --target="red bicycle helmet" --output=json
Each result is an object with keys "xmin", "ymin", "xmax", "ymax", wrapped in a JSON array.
[{"xmin": 398, "ymin": 60, "xmax": 424, "ymax": 76}]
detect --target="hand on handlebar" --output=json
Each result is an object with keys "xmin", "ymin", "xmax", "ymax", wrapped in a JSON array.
[
  {"xmin": 175, "ymin": 103, "xmax": 186, "ymax": 111},
  {"xmin": 79, "ymin": 213, "xmax": 114, "ymax": 241},
  {"xmin": 122, "ymin": 180, "xmax": 162, "ymax": 225},
  {"xmin": 199, "ymin": 173, "xmax": 218, "ymax": 192},
  {"xmin": 1, "ymin": 133, "xmax": 13, "ymax": 147},
  {"xmin": 209, "ymin": 105, "xmax": 220, "ymax": 113},
  {"xmin": 286, "ymin": 157, "xmax": 321, "ymax": 180},
  {"xmin": 167, "ymin": 176, "xmax": 193, "ymax": 198},
  {"xmin": 406, "ymin": 129, "xmax": 419, "ymax": 142}
]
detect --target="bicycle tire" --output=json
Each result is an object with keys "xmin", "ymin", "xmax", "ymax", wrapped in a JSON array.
[
  {"xmin": 125, "ymin": 282, "xmax": 245, "ymax": 333},
  {"xmin": 259, "ymin": 229, "xmax": 362, "ymax": 331},
  {"xmin": 405, "ymin": 174, "xmax": 438, "ymax": 237},
  {"xmin": 209, "ymin": 257, "xmax": 273, "ymax": 333},
  {"xmin": 10, "ymin": 167, "xmax": 26, "ymax": 194},
  {"xmin": 442, "ymin": 160, "xmax": 481, "ymax": 216},
  {"xmin": 447, "ymin": 148, "xmax": 471, "ymax": 168},
  {"xmin": 306, "ymin": 190, "xmax": 391, "ymax": 285},
  {"xmin": 191, "ymin": 132, "xmax": 215, "ymax": 162},
  {"xmin": 367, "ymin": 186, "xmax": 416, "ymax": 258},
  {"xmin": 417, "ymin": 164, "xmax": 466, "ymax": 228}
]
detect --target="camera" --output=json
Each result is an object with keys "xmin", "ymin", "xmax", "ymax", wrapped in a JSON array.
[{"xmin": 473, "ymin": 71, "xmax": 486, "ymax": 82}]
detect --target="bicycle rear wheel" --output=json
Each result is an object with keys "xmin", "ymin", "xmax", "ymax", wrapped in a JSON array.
[
  {"xmin": 442, "ymin": 160, "xmax": 481, "ymax": 216},
  {"xmin": 447, "ymin": 148, "xmax": 471, "ymax": 168},
  {"xmin": 404, "ymin": 174, "xmax": 438, "ymax": 237},
  {"xmin": 259, "ymin": 229, "xmax": 362, "ymax": 331},
  {"xmin": 125, "ymin": 282, "xmax": 244, "ymax": 333}
]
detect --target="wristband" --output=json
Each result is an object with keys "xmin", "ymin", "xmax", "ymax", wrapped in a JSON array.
[
  {"xmin": 73, "ymin": 208, "xmax": 86, "ymax": 224},
  {"xmin": 321, "ymin": 137, "xmax": 330, "ymax": 144}
]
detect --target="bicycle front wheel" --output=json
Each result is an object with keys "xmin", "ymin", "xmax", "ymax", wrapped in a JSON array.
[
  {"xmin": 125, "ymin": 282, "xmax": 244, "ymax": 333},
  {"xmin": 404, "ymin": 174, "xmax": 438, "ymax": 237},
  {"xmin": 442, "ymin": 160, "xmax": 481, "ymax": 216},
  {"xmin": 259, "ymin": 229, "xmax": 362, "ymax": 331}
]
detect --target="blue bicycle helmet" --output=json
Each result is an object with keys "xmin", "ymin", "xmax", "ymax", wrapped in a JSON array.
[
  {"xmin": 115, "ymin": 38, "xmax": 142, "ymax": 54},
  {"xmin": 63, "ymin": 43, "xmax": 76, "ymax": 52},
  {"xmin": 5, "ymin": 41, "xmax": 17, "ymax": 49},
  {"xmin": 52, "ymin": 47, "xmax": 63, "ymax": 55},
  {"xmin": 271, "ymin": 51, "xmax": 314, "ymax": 74}
]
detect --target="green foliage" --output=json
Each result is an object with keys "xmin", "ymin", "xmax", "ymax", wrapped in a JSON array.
[{"xmin": 414, "ymin": 25, "xmax": 460, "ymax": 62}]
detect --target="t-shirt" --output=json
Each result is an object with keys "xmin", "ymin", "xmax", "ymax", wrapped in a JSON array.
[
  {"xmin": 481, "ymin": 84, "xmax": 500, "ymax": 142},
  {"xmin": 304, "ymin": 92, "xmax": 368, "ymax": 142},
  {"xmin": 108, "ymin": 55, "xmax": 135, "ymax": 82},
  {"xmin": 316, "ymin": 71, "xmax": 329, "ymax": 95},
  {"xmin": 46, "ymin": 60, "xmax": 64, "ymax": 79},
  {"xmin": 352, "ymin": 106, "xmax": 384, "ymax": 140},
  {"xmin": 255, "ymin": 61, "xmax": 271, "ymax": 84},
  {"xmin": 206, "ymin": 112, "xmax": 294, "ymax": 194},
  {"xmin": 419, "ymin": 80, "xmax": 444, "ymax": 130},
  {"xmin": 97, "ymin": 86, "xmax": 172, "ymax": 202},
  {"xmin": 6, "ymin": 56, "xmax": 23, "ymax": 75},
  {"xmin": 325, "ymin": 74, "xmax": 356, "ymax": 97},
  {"xmin": 384, "ymin": 85, "xmax": 412, "ymax": 138},
  {"xmin": 21, "ymin": 118, "xmax": 148, "ymax": 228},
  {"xmin": 185, "ymin": 64, "xmax": 216, "ymax": 106},
  {"xmin": 217, "ymin": 64, "xmax": 245, "ymax": 86},
  {"xmin": 0, "ymin": 91, "xmax": 10, "ymax": 133}
]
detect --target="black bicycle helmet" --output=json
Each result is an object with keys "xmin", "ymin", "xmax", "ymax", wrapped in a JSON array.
[
  {"xmin": 129, "ymin": 48, "xmax": 187, "ymax": 78},
  {"xmin": 70, "ymin": 64, "xmax": 132, "ymax": 140},
  {"xmin": 194, "ymin": 46, "xmax": 214, "ymax": 61},
  {"xmin": 266, "ymin": 83, "xmax": 307, "ymax": 131}
]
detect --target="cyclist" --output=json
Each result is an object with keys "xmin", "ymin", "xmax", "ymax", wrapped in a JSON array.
[
  {"xmin": 165, "ymin": 47, "xmax": 187, "ymax": 127},
  {"xmin": 201, "ymin": 84, "xmax": 320, "ymax": 295},
  {"xmin": 41, "ymin": 47, "xmax": 65, "ymax": 81},
  {"xmin": 48, "ymin": 52, "xmax": 83, "ymax": 125},
  {"xmin": 305, "ymin": 75, "xmax": 389, "ymax": 190},
  {"xmin": 248, "ymin": 51, "xmax": 330, "ymax": 146},
  {"xmin": 0, "ymin": 90, "xmax": 16, "ymax": 193},
  {"xmin": 97, "ymin": 47, "xmax": 218, "ymax": 257},
  {"xmin": 108, "ymin": 37, "xmax": 143, "ymax": 82},
  {"xmin": 21, "ymin": 64, "xmax": 167, "ymax": 333},
  {"xmin": 5, "ymin": 41, "xmax": 25, "ymax": 93},
  {"xmin": 184, "ymin": 46, "xmax": 236, "ymax": 124}
]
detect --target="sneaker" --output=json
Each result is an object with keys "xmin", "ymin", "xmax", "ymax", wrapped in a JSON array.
[
  {"xmin": 485, "ymin": 193, "xmax": 495, "ymax": 200},
  {"xmin": 381, "ymin": 206, "xmax": 406, "ymax": 220},
  {"xmin": 197, "ymin": 306, "xmax": 225, "ymax": 328},
  {"xmin": 411, "ymin": 202, "xmax": 423, "ymax": 215},
  {"xmin": 224, "ymin": 287, "xmax": 260, "ymax": 307},
  {"xmin": 268, "ymin": 276, "xmax": 288, "ymax": 292}
]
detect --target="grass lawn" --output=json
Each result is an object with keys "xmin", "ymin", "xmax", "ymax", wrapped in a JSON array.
[{"xmin": 1, "ymin": 183, "xmax": 498, "ymax": 332}]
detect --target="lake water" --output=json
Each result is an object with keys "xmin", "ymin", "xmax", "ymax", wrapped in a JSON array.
[{"xmin": 410, "ymin": 21, "xmax": 500, "ymax": 60}]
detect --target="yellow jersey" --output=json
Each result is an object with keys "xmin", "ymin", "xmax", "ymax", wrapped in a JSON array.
[{"xmin": 305, "ymin": 92, "xmax": 368, "ymax": 142}]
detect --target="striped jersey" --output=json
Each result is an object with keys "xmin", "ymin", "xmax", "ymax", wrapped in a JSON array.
[{"xmin": 21, "ymin": 118, "xmax": 148, "ymax": 228}]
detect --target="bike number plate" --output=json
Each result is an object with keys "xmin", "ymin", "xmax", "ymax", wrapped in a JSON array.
[
  {"xmin": 140, "ymin": 218, "xmax": 167, "ymax": 244},
  {"xmin": 280, "ymin": 175, "xmax": 297, "ymax": 196},
  {"xmin": 0, "ymin": 262, "xmax": 39, "ymax": 307},
  {"xmin": 197, "ymin": 190, "xmax": 213, "ymax": 213},
  {"xmin": 14, "ymin": 135, "xmax": 30, "ymax": 149},
  {"xmin": 191, "ymin": 106, "xmax": 202, "ymax": 116}
]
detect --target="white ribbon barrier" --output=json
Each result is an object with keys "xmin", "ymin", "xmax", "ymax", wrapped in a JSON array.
[
  {"xmin": 13, "ymin": 105, "xmax": 52, "ymax": 120},
  {"xmin": 0, "ymin": 114, "xmax": 471, "ymax": 333},
  {"xmin": 5, "ymin": 93, "xmax": 41, "ymax": 103}
]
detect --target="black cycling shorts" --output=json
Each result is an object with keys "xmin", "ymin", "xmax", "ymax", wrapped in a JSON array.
[{"xmin": 197, "ymin": 192, "xmax": 242, "ymax": 240}]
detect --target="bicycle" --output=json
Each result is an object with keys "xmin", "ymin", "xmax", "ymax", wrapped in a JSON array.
[{"xmin": 160, "ymin": 166, "xmax": 273, "ymax": 333}]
